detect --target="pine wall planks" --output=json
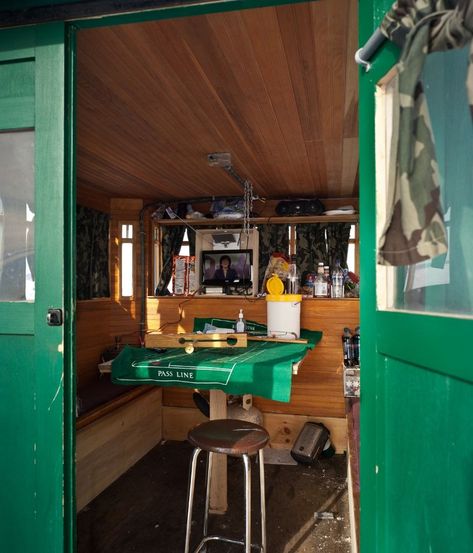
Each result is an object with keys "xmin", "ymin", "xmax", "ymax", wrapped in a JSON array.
[{"xmin": 147, "ymin": 297, "xmax": 359, "ymax": 418}]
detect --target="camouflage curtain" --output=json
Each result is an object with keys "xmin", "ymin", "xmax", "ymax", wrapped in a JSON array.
[
  {"xmin": 258, "ymin": 224, "xmax": 290, "ymax": 290},
  {"xmin": 378, "ymin": 0, "xmax": 473, "ymax": 265},
  {"xmin": 295, "ymin": 224, "xmax": 328, "ymax": 277},
  {"xmin": 326, "ymin": 223, "xmax": 352, "ymax": 270},
  {"xmin": 76, "ymin": 205, "xmax": 110, "ymax": 300},
  {"xmin": 155, "ymin": 225, "xmax": 186, "ymax": 296}
]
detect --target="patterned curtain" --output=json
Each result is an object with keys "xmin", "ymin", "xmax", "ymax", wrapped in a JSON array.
[
  {"xmin": 76, "ymin": 205, "xmax": 110, "ymax": 300},
  {"xmin": 326, "ymin": 223, "xmax": 352, "ymax": 269},
  {"xmin": 295, "ymin": 224, "xmax": 327, "ymax": 277},
  {"xmin": 155, "ymin": 225, "xmax": 186, "ymax": 295},
  {"xmin": 378, "ymin": 0, "xmax": 473, "ymax": 265},
  {"xmin": 188, "ymin": 228, "xmax": 196, "ymax": 257},
  {"xmin": 258, "ymin": 224, "xmax": 290, "ymax": 291}
]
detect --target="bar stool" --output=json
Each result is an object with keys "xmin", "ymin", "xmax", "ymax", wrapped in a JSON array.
[{"xmin": 184, "ymin": 419, "xmax": 270, "ymax": 553}]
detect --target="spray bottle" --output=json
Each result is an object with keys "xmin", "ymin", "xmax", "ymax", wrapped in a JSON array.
[{"xmin": 235, "ymin": 309, "xmax": 246, "ymax": 333}]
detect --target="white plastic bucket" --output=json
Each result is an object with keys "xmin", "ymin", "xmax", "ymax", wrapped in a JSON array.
[{"xmin": 266, "ymin": 294, "xmax": 302, "ymax": 339}]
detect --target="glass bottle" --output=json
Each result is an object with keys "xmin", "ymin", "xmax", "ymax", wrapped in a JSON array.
[
  {"xmin": 313, "ymin": 262, "xmax": 328, "ymax": 298},
  {"xmin": 286, "ymin": 255, "xmax": 300, "ymax": 294},
  {"xmin": 352, "ymin": 326, "xmax": 360, "ymax": 366},
  {"xmin": 342, "ymin": 327, "xmax": 353, "ymax": 367},
  {"xmin": 331, "ymin": 259, "xmax": 344, "ymax": 298}
]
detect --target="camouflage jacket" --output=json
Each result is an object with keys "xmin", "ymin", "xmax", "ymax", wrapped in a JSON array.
[{"xmin": 377, "ymin": 0, "xmax": 473, "ymax": 266}]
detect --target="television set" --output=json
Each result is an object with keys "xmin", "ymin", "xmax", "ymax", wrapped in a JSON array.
[{"xmin": 201, "ymin": 249, "xmax": 253, "ymax": 286}]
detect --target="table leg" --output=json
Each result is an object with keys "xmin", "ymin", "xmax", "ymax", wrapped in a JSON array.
[{"xmin": 209, "ymin": 389, "xmax": 227, "ymax": 514}]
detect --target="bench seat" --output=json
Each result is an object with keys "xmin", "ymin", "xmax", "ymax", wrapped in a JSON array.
[{"xmin": 76, "ymin": 384, "xmax": 162, "ymax": 511}]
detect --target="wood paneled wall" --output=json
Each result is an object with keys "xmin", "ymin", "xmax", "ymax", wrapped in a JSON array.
[
  {"xmin": 76, "ymin": 300, "xmax": 112, "ymax": 389},
  {"xmin": 147, "ymin": 297, "xmax": 359, "ymax": 418},
  {"xmin": 76, "ymin": 199, "xmax": 144, "ymax": 390}
]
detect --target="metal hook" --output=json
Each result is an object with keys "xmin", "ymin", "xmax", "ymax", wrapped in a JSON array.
[{"xmin": 355, "ymin": 48, "xmax": 372, "ymax": 72}]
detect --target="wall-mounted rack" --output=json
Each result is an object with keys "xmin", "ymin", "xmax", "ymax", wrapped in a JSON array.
[{"xmin": 157, "ymin": 214, "xmax": 359, "ymax": 226}]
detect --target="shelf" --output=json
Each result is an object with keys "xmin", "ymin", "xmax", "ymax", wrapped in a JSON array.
[{"xmin": 156, "ymin": 214, "xmax": 359, "ymax": 226}]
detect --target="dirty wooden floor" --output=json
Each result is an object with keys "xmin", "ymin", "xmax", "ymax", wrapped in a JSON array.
[{"xmin": 78, "ymin": 441, "xmax": 351, "ymax": 553}]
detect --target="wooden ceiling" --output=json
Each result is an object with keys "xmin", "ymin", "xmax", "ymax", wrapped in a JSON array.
[{"xmin": 77, "ymin": 0, "xmax": 358, "ymax": 202}]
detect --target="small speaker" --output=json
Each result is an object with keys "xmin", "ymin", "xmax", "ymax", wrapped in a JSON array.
[{"xmin": 290, "ymin": 422, "xmax": 330, "ymax": 464}]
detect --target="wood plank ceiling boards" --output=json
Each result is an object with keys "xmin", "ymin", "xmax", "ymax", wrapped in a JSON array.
[{"xmin": 76, "ymin": 0, "xmax": 358, "ymax": 202}]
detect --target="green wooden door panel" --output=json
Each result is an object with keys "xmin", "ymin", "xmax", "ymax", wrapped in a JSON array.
[
  {"xmin": 376, "ymin": 312, "xmax": 473, "ymax": 384},
  {"xmin": 0, "ymin": 24, "xmax": 67, "ymax": 553},
  {"xmin": 0, "ymin": 60, "xmax": 35, "ymax": 128},
  {"xmin": 382, "ymin": 357, "xmax": 473, "ymax": 553},
  {"xmin": 0, "ymin": 28, "xmax": 35, "ymax": 60},
  {"xmin": 359, "ymin": 1, "xmax": 473, "ymax": 552},
  {"xmin": 0, "ymin": 336, "xmax": 36, "ymax": 551},
  {"xmin": 0, "ymin": 303, "xmax": 34, "ymax": 334}
]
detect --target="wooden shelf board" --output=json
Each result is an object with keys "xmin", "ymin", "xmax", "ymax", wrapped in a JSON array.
[{"xmin": 157, "ymin": 214, "xmax": 359, "ymax": 226}]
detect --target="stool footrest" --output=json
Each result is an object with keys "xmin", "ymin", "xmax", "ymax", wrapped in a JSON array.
[{"xmin": 194, "ymin": 535, "xmax": 263, "ymax": 552}]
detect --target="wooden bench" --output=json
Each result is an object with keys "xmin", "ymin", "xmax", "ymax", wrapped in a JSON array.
[{"xmin": 76, "ymin": 383, "xmax": 162, "ymax": 511}]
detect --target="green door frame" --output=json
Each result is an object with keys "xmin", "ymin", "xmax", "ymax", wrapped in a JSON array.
[{"xmin": 358, "ymin": 2, "xmax": 398, "ymax": 550}]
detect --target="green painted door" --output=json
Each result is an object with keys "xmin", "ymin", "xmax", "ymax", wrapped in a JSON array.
[
  {"xmin": 0, "ymin": 24, "xmax": 71, "ymax": 553},
  {"xmin": 360, "ymin": 1, "xmax": 473, "ymax": 552}
]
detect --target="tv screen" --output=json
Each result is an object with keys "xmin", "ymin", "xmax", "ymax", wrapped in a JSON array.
[{"xmin": 201, "ymin": 249, "xmax": 253, "ymax": 285}]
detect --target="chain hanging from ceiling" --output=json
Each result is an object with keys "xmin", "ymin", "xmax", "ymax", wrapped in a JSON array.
[{"xmin": 243, "ymin": 179, "xmax": 253, "ymax": 237}]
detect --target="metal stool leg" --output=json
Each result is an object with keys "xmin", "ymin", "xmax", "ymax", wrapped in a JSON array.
[
  {"xmin": 258, "ymin": 449, "xmax": 266, "ymax": 552},
  {"xmin": 243, "ymin": 454, "xmax": 252, "ymax": 553},
  {"xmin": 184, "ymin": 447, "xmax": 202, "ymax": 553},
  {"xmin": 201, "ymin": 451, "xmax": 213, "ymax": 552}
]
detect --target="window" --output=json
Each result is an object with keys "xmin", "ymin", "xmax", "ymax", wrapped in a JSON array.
[
  {"xmin": 347, "ymin": 224, "xmax": 358, "ymax": 274},
  {"xmin": 120, "ymin": 223, "xmax": 134, "ymax": 297},
  {"xmin": 166, "ymin": 229, "xmax": 190, "ymax": 294},
  {"xmin": 376, "ymin": 46, "xmax": 473, "ymax": 316},
  {"xmin": 0, "ymin": 130, "xmax": 35, "ymax": 301}
]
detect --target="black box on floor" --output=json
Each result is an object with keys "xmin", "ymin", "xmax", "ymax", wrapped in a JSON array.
[{"xmin": 291, "ymin": 422, "xmax": 330, "ymax": 464}]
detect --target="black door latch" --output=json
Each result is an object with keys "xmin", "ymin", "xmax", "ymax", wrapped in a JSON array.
[{"xmin": 47, "ymin": 308, "xmax": 63, "ymax": 326}]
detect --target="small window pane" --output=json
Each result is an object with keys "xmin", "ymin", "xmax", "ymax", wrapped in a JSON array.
[
  {"xmin": 347, "ymin": 243, "xmax": 355, "ymax": 273},
  {"xmin": 121, "ymin": 242, "xmax": 133, "ymax": 297},
  {"xmin": 0, "ymin": 130, "xmax": 35, "ymax": 301},
  {"xmin": 121, "ymin": 224, "xmax": 133, "ymax": 239}
]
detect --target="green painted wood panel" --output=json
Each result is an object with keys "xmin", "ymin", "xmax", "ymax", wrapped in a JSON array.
[
  {"xmin": 0, "ymin": 60, "xmax": 34, "ymax": 128},
  {"xmin": 383, "ymin": 357, "xmax": 473, "ymax": 553},
  {"xmin": 0, "ymin": 336, "xmax": 36, "ymax": 552},
  {"xmin": 359, "ymin": 1, "xmax": 473, "ymax": 552},
  {"xmin": 0, "ymin": 23, "xmax": 68, "ymax": 553}
]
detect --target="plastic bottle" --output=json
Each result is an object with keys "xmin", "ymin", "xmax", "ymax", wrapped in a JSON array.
[
  {"xmin": 313, "ymin": 262, "xmax": 328, "ymax": 297},
  {"xmin": 342, "ymin": 327, "xmax": 352, "ymax": 367},
  {"xmin": 286, "ymin": 255, "xmax": 300, "ymax": 294},
  {"xmin": 235, "ymin": 309, "xmax": 246, "ymax": 333},
  {"xmin": 352, "ymin": 326, "xmax": 360, "ymax": 366},
  {"xmin": 331, "ymin": 260, "xmax": 344, "ymax": 298},
  {"xmin": 323, "ymin": 265, "xmax": 331, "ymax": 297}
]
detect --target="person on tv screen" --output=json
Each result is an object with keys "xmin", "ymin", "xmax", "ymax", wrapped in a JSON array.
[{"xmin": 214, "ymin": 255, "xmax": 238, "ymax": 282}]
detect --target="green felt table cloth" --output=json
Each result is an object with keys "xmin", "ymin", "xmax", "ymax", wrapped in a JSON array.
[{"xmin": 111, "ymin": 319, "xmax": 322, "ymax": 402}]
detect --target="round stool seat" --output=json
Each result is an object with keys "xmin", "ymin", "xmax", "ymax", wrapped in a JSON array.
[{"xmin": 188, "ymin": 419, "xmax": 269, "ymax": 456}]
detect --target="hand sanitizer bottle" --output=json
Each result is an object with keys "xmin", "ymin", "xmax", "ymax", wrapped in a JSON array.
[{"xmin": 235, "ymin": 309, "xmax": 246, "ymax": 333}]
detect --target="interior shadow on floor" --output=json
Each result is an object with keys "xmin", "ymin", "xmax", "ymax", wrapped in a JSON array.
[{"xmin": 78, "ymin": 441, "xmax": 350, "ymax": 553}]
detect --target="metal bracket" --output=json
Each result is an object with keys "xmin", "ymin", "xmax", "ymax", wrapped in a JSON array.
[{"xmin": 47, "ymin": 308, "xmax": 63, "ymax": 326}]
